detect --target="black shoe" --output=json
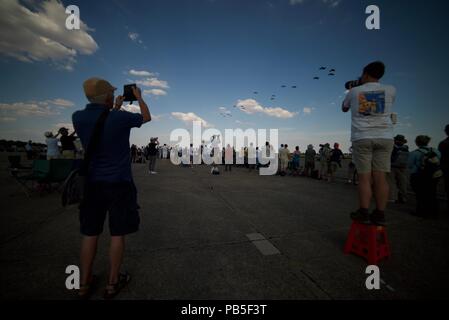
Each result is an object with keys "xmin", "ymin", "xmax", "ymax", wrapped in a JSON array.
[
  {"xmin": 350, "ymin": 209, "xmax": 370, "ymax": 224},
  {"xmin": 370, "ymin": 210, "xmax": 386, "ymax": 226}
]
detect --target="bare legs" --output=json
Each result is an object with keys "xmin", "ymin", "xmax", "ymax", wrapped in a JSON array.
[
  {"xmin": 357, "ymin": 171, "xmax": 389, "ymax": 211},
  {"xmin": 80, "ymin": 235, "xmax": 125, "ymax": 286},
  {"xmin": 80, "ymin": 236, "xmax": 98, "ymax": 286},
  {"xmin": 109, "ymin": 236, "xmax": 125, "ymax": 284}
]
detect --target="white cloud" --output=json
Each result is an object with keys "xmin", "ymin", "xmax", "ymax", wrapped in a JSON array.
[
  {"xmin": 129, "ymin": 69, "xmax": 154, "ymax": 77},
  {"xmin": 143, "ymin": 89, "xmax": 167, "ymax": 96},
  {"xmin": 136, "ymin": 78, "xmax": 169, "ymax": 89},
  {"xmin": 0, "ymin": 101, "xmax": 59, "ymax": 117},
  {"xmin": 0, "ymin": 0, "xmax": 98, "ymax": 70},
  {"xmin": 235, "ymin": 99, "xmax": 297, "ymax": 119},
  {"xmin": 171, "ymin": 112, "xmax": 212, "ymax": 128},
  {"xmin": 219, "ymin": 107, "xmax": 232, "ymax": 117},
  {"xmin": 289, "ymin": 0, "xmax": 305, "ymax": 5},
  {"xmin": 303, "ymin": 107, "xmax": 314, "ymax": 115},
  {"xmin": 128, "ymin": 32, "xmax": 139, "ymax": 41},
  {"xmin": 47, "ymin": 98, "xmax": 74, "ymax": 107},
  {"xmin": 122, "ymin": 104, "xmax": 141, "ymax": 114},
  {"xmin": 121, "ymin": 105, "xmax": 163, "ymax": 121}
]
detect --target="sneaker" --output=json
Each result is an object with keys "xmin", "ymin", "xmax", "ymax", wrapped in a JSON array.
[
  {"xmin": 150, "ymin": 171, "xmax": 158, "ymax": 174},
  {"xmin": 370, "ymin": 210, "xmax": 386, "ymax": 226},
  {"xmin": 350, "ymin": 209, "xmax": 370, "ymax": 224}
]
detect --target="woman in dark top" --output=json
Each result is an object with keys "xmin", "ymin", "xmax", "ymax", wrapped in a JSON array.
[{"xmin": 59, "ymin": 127, "xmax": 77, "ymax": 159}]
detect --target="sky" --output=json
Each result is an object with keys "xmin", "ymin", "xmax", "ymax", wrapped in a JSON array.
[{"xmin": 0, "ymin": 0, "xmax": 449, "ymax": 152}]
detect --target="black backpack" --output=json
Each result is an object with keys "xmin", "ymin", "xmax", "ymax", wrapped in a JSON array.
[
  {"xmin": 418, "ymin": 148, "xmax": 443, "ymax": 180},
  {"xmin": 62, "ymin": 109, "xmax": 109, "ymax": 207}
]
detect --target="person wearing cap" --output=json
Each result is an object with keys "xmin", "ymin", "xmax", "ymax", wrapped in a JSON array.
[
  {"xmin": 44, "ymin": 131, "xmax": 60, "ymax": 160},
  {"xmin": 72, "ymin": 77, "xmax": 151, "ymax": 299},
  {"xmin": 438, "ymin": 125, "xmax": 449, "ymax": 213},
  {"xmin": 342, "ymin": 61, "xmax": 396, "ymax": 226},
  {"xmin": 388, "ymin": 135, "xmax": 409, "ymax": 204}
]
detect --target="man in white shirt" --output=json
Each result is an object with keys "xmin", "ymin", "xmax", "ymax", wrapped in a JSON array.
[
  {"xmin": 45, "ymin": 132, "xmax": 60, "ymax": 160},
  {"xmin": 342, "ymin": 61, "xmax": 396, "ymax": 226}
]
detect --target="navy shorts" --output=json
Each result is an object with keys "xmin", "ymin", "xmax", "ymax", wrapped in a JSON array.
[{"xmin": 79, "ymin": 181, "xmax": 140, "ymax": 236}]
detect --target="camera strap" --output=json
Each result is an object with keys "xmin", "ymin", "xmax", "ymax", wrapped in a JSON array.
[{"xmin": 80, "ymin": 108, "xmax": 110, "ymax": 176}]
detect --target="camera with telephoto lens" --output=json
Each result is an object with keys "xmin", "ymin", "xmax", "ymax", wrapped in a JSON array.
[{"xmin": 345, "ymin": 78, "xmax": 362, "ymax": 90}]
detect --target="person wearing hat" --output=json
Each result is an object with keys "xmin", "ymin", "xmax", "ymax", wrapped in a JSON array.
[
  {"xmin": 72, "ymin": 77, "xmax": 152, "ymax": 299},
  {"xmin": 44, "ymin": 131, "xmax": 60, "ymax": 160},
  {"xmin": 58, "ymin": 126, "xmax": 78, "ymax": 159},
  {"xmin": 388, "ymin": 135, "xmax": 409, "ymax": 204}
]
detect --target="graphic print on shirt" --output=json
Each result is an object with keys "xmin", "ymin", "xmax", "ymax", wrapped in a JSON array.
[{"xmin": 358, "ymin": 90, "xmax": 386, "ymax": 116}]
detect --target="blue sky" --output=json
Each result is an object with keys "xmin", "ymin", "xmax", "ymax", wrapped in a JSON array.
[{"xmin": 0, "ymin": 0, "xmax": 448, "ymax": 151}]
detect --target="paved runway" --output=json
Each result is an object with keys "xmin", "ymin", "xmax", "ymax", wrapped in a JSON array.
[{"xmin": 1, "ymin": 157, "xmax": 448, "ymax": 300}]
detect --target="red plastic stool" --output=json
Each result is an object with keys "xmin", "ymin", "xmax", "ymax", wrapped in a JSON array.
[{"xmin": 344, "ymin": 221, "xmax": 390, "ymax": 265}]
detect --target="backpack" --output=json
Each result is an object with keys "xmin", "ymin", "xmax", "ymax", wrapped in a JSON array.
[
  {"xmin": 61, "ymin": 109, "xmax": 109, "ymax": 207},
  {"xmin": 392, "ymin": 146, "xmax": 409, "ymax": 168},
  {"xmin": 418, "ymin": 148, "xmax": 443, "ymax": 180}
]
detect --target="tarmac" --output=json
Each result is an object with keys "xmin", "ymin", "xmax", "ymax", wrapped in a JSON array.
[{"xmin": 1, "ymin": 155, "xmax": 449, "ymax": 300}]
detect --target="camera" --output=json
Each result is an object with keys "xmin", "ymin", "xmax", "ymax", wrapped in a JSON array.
[
  {"xmin": 123, "ymin": 83, "xmax": 137, "ymax": 102},
  {"xmin": 345, "ymin": 78, "xmax": 362, "ymax": 90}
]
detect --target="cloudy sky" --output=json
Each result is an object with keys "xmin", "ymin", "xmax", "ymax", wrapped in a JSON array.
[{"xmin": 0, "ymin": 0, "xmax": 448, "ymax": 151}]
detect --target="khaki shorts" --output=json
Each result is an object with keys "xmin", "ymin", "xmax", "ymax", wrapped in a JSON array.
[
  {"xmin": 352, "ymin": 139, "xmax": 394, "ymax": 174},
  {"xmin": 62, "ymin": 150, "xmax": 75, "ymax": 159}
]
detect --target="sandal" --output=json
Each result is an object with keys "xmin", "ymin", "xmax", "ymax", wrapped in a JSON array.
[
  {"xmin": 78, "ymin": 275, "xmax": 98, "ymax": 300},
  {"xmin": 103, "ymin": 272, "xmax": 131, "ymax": 300}
]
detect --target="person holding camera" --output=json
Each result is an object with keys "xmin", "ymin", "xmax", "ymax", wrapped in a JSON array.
[
  {"xmin": 342, "ymin": 61, "xmax": 396, "ymax": 226},
  {"xmin": 58, "ymin": 127, "xmax": 78, "ymax": 159},
  {"xmin": 72, "ymin": 78, "xmax": 151, "ymax": 299},
  {"xmin": 148, "ymin": 137, "xmax": 159, "ymax": 174}
]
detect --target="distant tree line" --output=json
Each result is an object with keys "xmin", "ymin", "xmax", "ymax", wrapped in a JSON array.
[{"xmin": 0, "ymin": 139, "xmax": 46, "ymax": 152}]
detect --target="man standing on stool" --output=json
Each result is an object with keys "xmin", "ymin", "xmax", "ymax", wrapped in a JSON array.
[{"xmin": 342, "ymin": 61, "xmax": 396, "ymax": 226}]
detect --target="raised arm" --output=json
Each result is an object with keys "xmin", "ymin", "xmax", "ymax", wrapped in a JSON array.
[
  {"xmin": 132, "ymin": 87, "xmax": 151, "ymax": 123},
  {"xmin": 342, "ymin": 90, "xmax": 352, "ymax": 113}
]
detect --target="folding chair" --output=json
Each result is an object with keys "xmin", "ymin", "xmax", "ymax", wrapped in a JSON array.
[
  {"xmin": 13, "ymin": 160, "xmax": 51, "ymax": 197},
  {"xmin": 48, "ymin": 159, "xmax": 74, "ymax": 191}
]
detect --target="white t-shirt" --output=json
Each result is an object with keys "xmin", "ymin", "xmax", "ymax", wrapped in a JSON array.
[
  {"xmin": 343, "ymin": 82, "xmax": 396, "ymax": 142},
  {"xmin": 46, "ymin": 138, "xmax": 60, "ymax": 157}
]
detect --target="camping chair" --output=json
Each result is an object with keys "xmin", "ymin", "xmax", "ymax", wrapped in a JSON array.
[
  {"xmin": 48, "ymin": 159, "xmax": 74, "ymax": 191},
  {"xmin": 13, "ymin": 160, "xmax": 51, "ymax": 197}
]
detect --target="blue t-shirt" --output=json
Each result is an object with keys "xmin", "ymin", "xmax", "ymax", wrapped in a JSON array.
[{"xmin": 72, "ymin": 104, "xmax": 143, "ymax": 182}]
